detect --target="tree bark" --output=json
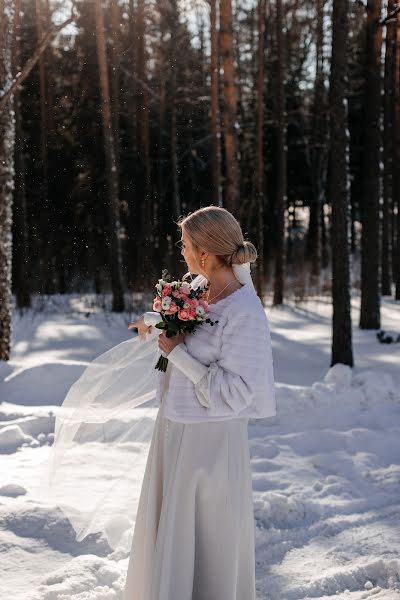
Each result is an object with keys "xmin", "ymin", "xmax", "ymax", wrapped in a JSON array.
[
  {"xmin": 306, "ymin": 0, "xmax": 328, "ymax": 284},
  {"xmin": 157, "ymin": 10, "xmax": 166, "ymax": 253},
  {"xmin": 329, "ymin": 0, "xmax": 354, "ymax": 366},
  {"xmin": 220, "ymin": 0, "xmax": 239, "ymax": 213},
  {"xmin": 36, "ymin": 0, "xmax": 54, "ymax": 294},
  {"xmin": 381, "ymin": 0, "xmax": 396, "ymax": 296},
  {"xmin": 110, "ymin": 0, "xmax": 121, "ymax": 175},
  {"xmin": 255, "ymin": 0, "xmax": 267, "ymax": 298},
  {"xmin": 394, "ymin": 9, "xmax": 400, "ymax": 299},
  {"xmin": 136, "ymin": 0, "xmax": 153, "ymax": 288},
  {"xmin": 126, "ymin": 0, "xmax": 138, "ymax": 289},
  {"xmin": 0, "ymin": 0, "xmax": 15, "ymax": 361},
  {"xmin": 359, "ymin": 0, "xmax": 383, "ymax": 328},
  {"xmin": 169, "ymin": 0, "xmax": 180, "ymax": 222},
  {"xmin": 94, "ymin": 0, "xmax": 125, "ymax": 311},
  {"xmin": 273, "ymin": 0, "xmax": 287, "ymax": 306},
  {"xmin": 210, "ymin": 0, "xmax": 222, "ymax": 206},
  {"xmin": 12, "ymin": 0, "xmax": 31, "ymax": 309}
]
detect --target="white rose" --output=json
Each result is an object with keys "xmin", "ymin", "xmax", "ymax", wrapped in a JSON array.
[
  {"xmin": 196, "ymin": 306, "xmax": 206, "ymax": 318},
  {"xmin": 161, "ymin": 297, "xmax": 171, "ymax": 310}
]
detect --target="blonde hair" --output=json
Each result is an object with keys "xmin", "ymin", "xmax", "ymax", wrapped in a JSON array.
[{"xmin": 176, "ymin": 206, "xmax": 257, "ymax": 276}]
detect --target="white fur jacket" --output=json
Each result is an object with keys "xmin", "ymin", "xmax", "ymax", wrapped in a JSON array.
[{"xmin": 144, "ymin": 280, "xmax": 276, "ymax": 423}]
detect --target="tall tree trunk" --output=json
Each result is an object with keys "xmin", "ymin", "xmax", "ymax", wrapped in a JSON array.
[
  {"xmin": 129, "ymin": 0, "xmax": 137, "ymax": 163},
  {"xmin": 255, "ymin": 0, "xmax": 266, "ymax": 298},
  {"xmin": 233, "ymin": 1, "xmax": 249, "ymax": 223},
  {"xmin": 394, "ymin": 9, "xmax": 400, "ymax": 299},
  {"xmin": 157, "ymin": 17, "xmax": 166, "ymax": 254},
  {"xmin": 169, "ymin": 0, "xmax": 180, "ymax": 221},
  {"xmin": 210, "ymin": 0, "xmax": 222, "ymax": 206},
  {"xmin": 94, "ymin": 0, "xmax": 124, "ymax": 311},
  {"xmin": 0, "ymin": 0, "xmax": 16, "ymax": 361},
  {"xmin": 126, "ymin": 0, "xmax": 138, "ymax": 289},
  {"xmin": 45, "ymin": 0, "xmax": 58, "ymax": 291},
  {"xmin": 273, "ymin": 0, "xmax": 287, "ymax": 306},
  {"xmin": 307, "ymin": 0, "xmax": 328, "ymax": 284},
  {"xmin": 45, "ymin": 0, "xmax": 53, "ymax": 132},
  {"xmin": 329, "ymin": 0, "xmax": 354, "ymax": 366},
  {"xmin": 220, "ymin": 0, "xmax": 239, "ymax": 213},
  {"xmin": 110, "ymin": 0, "xmax": 121, "ymax": 175},
  {"xmin": 12, "ymin": 0, "xmax": 31, "ymax": 309},
  {"xmin": 359, "ymin": 0, "xmax": 383, "ymax": 328},
  {"xmin": 36, "ymin": 0, "xmax": 53, "ymax": 293},
  {"xmin": 381, "ymin": 0, "xmax": 396, "ymax": 296},
  {"xmin": 136, "ymin": 0, "xmax": 153, "ymax": 288}
]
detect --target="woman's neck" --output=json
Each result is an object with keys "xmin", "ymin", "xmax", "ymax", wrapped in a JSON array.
[{"xmin": 203, "ymin": 269, "xmax": 242, "ymax": 302}]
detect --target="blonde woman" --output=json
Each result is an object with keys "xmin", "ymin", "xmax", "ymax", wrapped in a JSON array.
[{"xmin": 124, "ymin": 206, "xmax": 276, "ymax": 600}]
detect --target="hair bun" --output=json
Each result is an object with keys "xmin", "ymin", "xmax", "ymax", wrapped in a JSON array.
[{"xmin": 231, "ymin": 241, "xmax": 258, "ymax": 265}]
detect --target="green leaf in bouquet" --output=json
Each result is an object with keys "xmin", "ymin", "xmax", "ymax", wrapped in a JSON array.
[
  {"xmin": 168, "ymin": 320, "xmax": 180, "ymax": 332},
  {"xmin": 166, "ymin": 329, "xmax": 178, "ymax": 338}
]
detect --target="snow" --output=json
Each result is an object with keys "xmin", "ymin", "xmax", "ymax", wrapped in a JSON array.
[
  {"xmin": 0, "ymin": 483, "xmax": 27, "ymax": 497},
  {"xmin": 0, "ymin": 292, "xmax": 399, "ymax": 599}
]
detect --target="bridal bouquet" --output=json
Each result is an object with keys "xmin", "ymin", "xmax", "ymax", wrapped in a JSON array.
[{"xmin": 152, "ymin": 269, "xmax": 219, "ymax": 372}]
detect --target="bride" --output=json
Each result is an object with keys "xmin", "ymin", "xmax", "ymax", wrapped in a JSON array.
[
  {"xmin": 47, "ymin": 205, "xmax": 275, "ymax": 599},
  {"xmin": 123, "ymin": 206, "xmax": 276, "ymax": 599}
]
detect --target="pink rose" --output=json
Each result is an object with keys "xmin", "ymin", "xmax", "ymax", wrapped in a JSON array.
[
  {"xmin": 187, "ymin": 297, "xmax": 198, "ymax": 309},
  {"xmin": 188, "ymin": 309, "xmax": 197, "ymax": 320},
  {"xmin": 178, "ymin": 308, "xmax": 191, "ymax": 321},
  {"xmin": 153, "ymin": 298, "xmax": 162, "ymax": 312},
  {"xmin": 162, "ymin": 285, "xmax": 172, "ymax": 296},
  {"xmin": 199, "ymin": 298, "xmax": 208, "ymax": 310},
  {"xmin": 179, "ymin": 283, "xmax": 191, "ymax": 294},
  {"xmin": 165, "ymin": 301, "xmax": 178, "ymax": 315}
]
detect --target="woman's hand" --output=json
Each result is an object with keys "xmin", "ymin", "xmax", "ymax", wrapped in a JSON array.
[
  {"xmin": 128, "ymin": 315, "xmax": 153, "ymax": 340},
  {"xmin": 158, "ymin": 331, "xmax": 185, "ymax": 356}
]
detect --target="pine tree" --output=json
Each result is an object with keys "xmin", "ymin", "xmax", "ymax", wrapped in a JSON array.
[
  {"xmin": 220, "ymin": 0, "xmax": 240, "ymax": 213},
  {"xmin": 273, "ymin": 0, "xmax": 287, "ymax": 306},
  {"xmin": 359, "ymin": 0, "xmax": 383, "ymax": 329},
  {"xmin": 0, "ymin": 0, "xmax": 16, "ymax": 360},
  {"xmin": 329, "ymin": 0, "xmax": 354, "ymax": 366},
  {"xmin": 94, "ymin": 0, "xmax": 125, "ymax": 311}
]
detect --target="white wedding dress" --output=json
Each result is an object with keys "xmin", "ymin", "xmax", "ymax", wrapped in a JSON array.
[
  {"xmin": 123, "ymin": 371, "xmax": 256, "ymax": 600},
  {"xmin": 123, "ymin": 265, "xmax": 258, "ymax": 599},
  {"xmin": 47, "ymin": 263, "xmax": 273, "ymax": 599}
]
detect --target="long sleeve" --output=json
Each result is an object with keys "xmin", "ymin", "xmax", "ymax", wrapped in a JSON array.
[
  {"xmin": 167, "ymin": 309, "xmax": 274, "ymax": 417},
  {"xmin": 143, "ymin": 311, "xmax": 162, "ymax": 327}
]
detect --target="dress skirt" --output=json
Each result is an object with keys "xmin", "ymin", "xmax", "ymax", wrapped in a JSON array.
[{"xmin": 123, "ymin": 396, "xmax": 256, "ymax": 600}]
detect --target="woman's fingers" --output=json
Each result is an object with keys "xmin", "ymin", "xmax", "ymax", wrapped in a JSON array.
[
  {"xmin": 128, "ymin": 315, "xmax": 144, "ymax": 330},
  {"xmin": 128, "ymin": 316, "xmax": 153, "ymax": 341}
]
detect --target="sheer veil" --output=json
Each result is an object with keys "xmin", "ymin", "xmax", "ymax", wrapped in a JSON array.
[{"xmin": 45, "ymin": 263, "xmax": 255, "ymax": 551}]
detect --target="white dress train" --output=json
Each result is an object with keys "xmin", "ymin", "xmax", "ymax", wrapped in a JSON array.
[{"xmin": 123, "ymin": 394, "xmax": 256, "ymax": 600}]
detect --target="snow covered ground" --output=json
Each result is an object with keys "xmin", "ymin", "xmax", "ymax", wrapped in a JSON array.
[{"xmin": 0, "ymin": 292, "xmax": 399, "ymax": 600}]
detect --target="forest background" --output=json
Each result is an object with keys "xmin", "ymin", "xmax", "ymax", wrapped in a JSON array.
[{"xmin": 0, "ymin": 0, "xmax": 399, "ymax": 368}]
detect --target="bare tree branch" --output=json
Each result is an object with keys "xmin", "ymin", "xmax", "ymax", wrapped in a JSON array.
[
  {"xmin": 0, "ymin": 14, "xmax": 75, "ymax": 115},
  {"xmin": 380, "ymin": 3, "xmax": 400, "ymax": 24},
  {"xmin": 120, "ymin": 64, "xmax": 159, "ymax": 102}
]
